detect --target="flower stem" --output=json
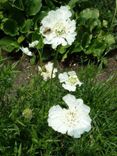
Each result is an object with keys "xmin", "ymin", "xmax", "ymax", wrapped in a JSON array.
[
  {"xmin": 110, "ymin": 0, "xmax": 117, "ymax": 31},
  {"xmin": 38, "ymin": 48, "xmax": 43, "ymax": 66}
]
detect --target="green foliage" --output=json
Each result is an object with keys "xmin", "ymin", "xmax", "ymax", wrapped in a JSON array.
[
  {"xmin": 0, "ymin": 0, "xmax": 43, "ymax": 53},
  {"xmin": 2, "ymin": 18, "xmax": 19, "ymax": 36},
  {"xmin": 0, "ymin": 61, "xmax": 116, "ymax": 155},
  {"xmin": 0, "ymin": 0, "xmax": 116, "ymax": 64},
  {"xmin": 0, "ymin": 56, "xmax": 16, "ymax": 99},
  {"xmin": 0, "ymin": 37, "xmax": 19, "ymax": 52},
  {"xmin": 69, "ymin": 8, "xmax": 115, "ymax": 62},
  {"xmin": 24, "ymin": 0, "xmax": 42, "ymax": 16}
]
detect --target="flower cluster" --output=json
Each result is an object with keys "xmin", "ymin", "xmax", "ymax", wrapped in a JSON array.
[
  {"xmin": 20, "ymin": 40, "xmax": 39, "ymax": 56},
  {"xmin": 21, "ymin": 6, "xmax": 92, "ymax": 139},
  {"xmin": 38, "ymin": 61, "xmax": 91, "ymax": 138},
  {"xmin": 38, "ymin": 62, "xmax": 57, "ymax": 81},
  {"xmin": 40, "ymin": 6, "xmax": 77, "ymax": 49}
]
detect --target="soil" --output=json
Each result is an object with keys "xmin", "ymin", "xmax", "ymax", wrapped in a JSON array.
[{"xmin": 1, "ymin": 50, "xmax": 117, "ymax": 89}]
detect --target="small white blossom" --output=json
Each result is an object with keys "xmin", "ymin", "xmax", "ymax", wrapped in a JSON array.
[
  {"xmin": 29, "ymin": 40, "xmax": 39, "ymax": 48},
  {"xmin": 20, "ymin": 47, "xmax": 32, "ymax": 56},
  {"xmin": 48, "ymin": 94, "xmax": 92, "ymax": 138},
  {"xmin": 58, "ymin": 71, "xmax": 82, "ymax": 91},
  {"xmin": 40, "ymin": 6, "xmax": 77, "ymax": 49},
  {"xmin": 38, "ymin": 62, "xmax": 58, "ymax": 81}
]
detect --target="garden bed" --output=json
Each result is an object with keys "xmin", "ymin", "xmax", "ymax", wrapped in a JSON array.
[{"xmin": 0, "ymin": 0, "xmax": 117, "ymax": 155}]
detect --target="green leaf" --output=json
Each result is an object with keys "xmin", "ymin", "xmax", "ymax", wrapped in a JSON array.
[
  {"xmin": 0, "ymin": 0, "xmax": 7, "ymax": 4},
  {"xmin": 79, "ymin": 8, "xmax": 99, "ymax": 20},
  {"xmin": 17, "ymin": 36, "xmax": 25, "ymax": 43},
  {"xmin": 0, "ymin": 37, "xmax": 19, "ymax": 52},
  {"xmin": 86, "ymin": 19, "xmax": 101, "ymax": 32},
  {"xmin": 81, "ymin": 32, "xmax": 92, "ymax": 48},
  {"xmin": 86, "ymin": 39, "xmax": 106, "ymax": 57},
  {"xmin": 20, "ymin": 19, "xmax": 32, "ymax": 33},
  {"xmin": 72, "ymin": 42, "xmax": 83, "ymax": 53},
  {"xmin": 25, "ymin": 0, "xmax": 42, "ymax": 16},
  {"xmin": 30, "ymin": 56, "xmax": 36, "ymax": 65},
  {"xmin": 58, "ymin": 45, "xmax": 69, "ymax": 54},
  {"xmin": 9, "ymin": 0, "xmax": 24, "ymax": 11},
  {"xmin": 68, "ymin": 0, "xmax": 87, "ymax": 8},
  {"xmin": 61, "ymin": 52, "xmax": 68, "ymax": 62},
  {"xmin": 68, "ymin": 0, "xmax": 78, "ymax": 8},
  {"xmin": 2, "ymin": 19, "xmax": 19, "ymax": 36},
  {"xmin": 102, "ymin": 20, "xmax": 108, "ymax": 28},
  {"xmin": 104, "ymin": 34, "xmax": 115, "ymax": 45},
  {"xmin": 36, "ymin": 36, "xmax": 44, "ymax": 49},
  {"xmin": 18, "ymin": 144, "xmax": 22, "ymax": 156},
  {"xmin": 0, "ymin": 11, "xmax": 3, "ymax": 20}
]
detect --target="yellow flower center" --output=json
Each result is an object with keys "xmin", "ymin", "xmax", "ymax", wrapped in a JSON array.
[
  {"xmin": 68, "ymin": 76, "xmax": 78, "ymax": 85},
  {"xmin": 54, "ymin": 22, "xmax": 66, "ymax": 36},
  {"xmin": 65, "ymin": 110, "xmax": 78, "ymax": 126}
]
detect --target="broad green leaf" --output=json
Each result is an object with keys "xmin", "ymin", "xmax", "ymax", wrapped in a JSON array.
[
  {"xmin": 25, "ymin": 0, "xmax": 42, "ymax": 16},
  {"xmin": 20, "ymin": 19, "xmax": 32, "ymax": 33},
  {"xmin": 104, "ymin": 34, "xmax": 115, "ymax": 45},
  {"xmin": 68, "ymin": 0, "xmax": 87, "ymax": 8},
  {"xmin": 0, "ymin": 37, "xmax": 19, "ymax": 52},
  {"xmin": 9, "ymin": 0, "xmax": 24, "ymax": 10},
  {"xmin": 79, "ymin": 8, "xmax": 99, "ymax": 20},
  {"xmin": 86, "ymin": 39, "xmax": 106, "ymax": 57},
  {"xmin": 87, "ymin": 19, "xmax": 101, "ymax": 32},
  {"xmin": 2, "ymin": 19, "xmax": 19, "ymax": 36},
  {"xmin": 33, "ymin": 11, "xmax": 48, "ymax": 29},
  {"xmin": 31, "ymin": 32, "xmax": 40, "ymax": 41}
]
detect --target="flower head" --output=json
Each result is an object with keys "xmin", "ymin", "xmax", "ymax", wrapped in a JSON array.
[
  {"xmin": 48, "ymin": 94, "xmax": 92, "ymax": 138},
  {"xmin": 38, "ymin": 62, "xmax": 58, "ymax": 81},
  {"xmin": 22, "ymin": 108, "xmax": 32, "ymax": 120},
  {"xmin": 20, "ymin": 47, "xmax": 32, "ymax": 56},
  {"xmin": 58, "ymin": 71, "xmax": 82, "ymax": 91},
  {"xmin": 40, "ymin": 6, "xmax": 77, "ymax": 49},
  {"xmin": 29, "ymin": 40, "xmax": 39, "ymax": 48}
]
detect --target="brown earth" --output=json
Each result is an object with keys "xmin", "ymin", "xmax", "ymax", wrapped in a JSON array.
[{"xmin": 1, "ymin": 50, "xmax": 117, "ymax": 89}]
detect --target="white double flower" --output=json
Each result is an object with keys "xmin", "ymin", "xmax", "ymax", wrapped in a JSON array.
[
  {"xmin": 40, "ymin": 6, "xmax": 77, "ymax": 49},
  {"xmin": 48, "ymin": 94, "xmax": 92, "ymax": 138}
]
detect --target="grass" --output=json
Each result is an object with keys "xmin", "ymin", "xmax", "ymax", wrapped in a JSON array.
[{"xmin": 0, "ymin": 58, "xmax": 117, "ymax": 156}]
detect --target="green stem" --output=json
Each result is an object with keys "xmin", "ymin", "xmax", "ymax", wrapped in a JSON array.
[
  {"xmin": 38, "ymin": 48, "xmax": 43, "ymax": 66},
  {"xmin": 48, "ymin": 50, "xmax": 59, "ymax": 104},
  {"xmin": 110, "ymin": 0, "xmax": 117, "ymax": 31}
]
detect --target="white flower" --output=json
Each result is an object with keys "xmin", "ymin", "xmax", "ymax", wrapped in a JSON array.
[
  {"xmin": 29, "ymin": 40, "xmax": 39, "ymax": 48},
  {"xmin": 40, "ymin": 6, "xmax": 77, "ymax": 49},
  {"xmin": 38, "ymin": 62, "xmax": 58, "ymax": 81},
  {"xmin": 20, "ymin": 47, "xmax": 32, "ymax": 56},
  {"xmin": 48, "ymin": 94, "xmax": 92, "ymax": 138},
  {"xmin": 58, "ymin": 71, "xmax": 82, "ymax": 91}
]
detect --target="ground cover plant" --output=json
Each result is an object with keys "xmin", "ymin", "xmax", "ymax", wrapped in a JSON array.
[
  {"xmin": 0, "ymin": 58, "xmax": 117, "ymax": 156},
  {"xmin": 0, "ymin": 0, "xmax": 116, "ymax": 64},
  {"xmin": 0, "ymin": 0, "xmax": 117, "ymax": 156}
]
